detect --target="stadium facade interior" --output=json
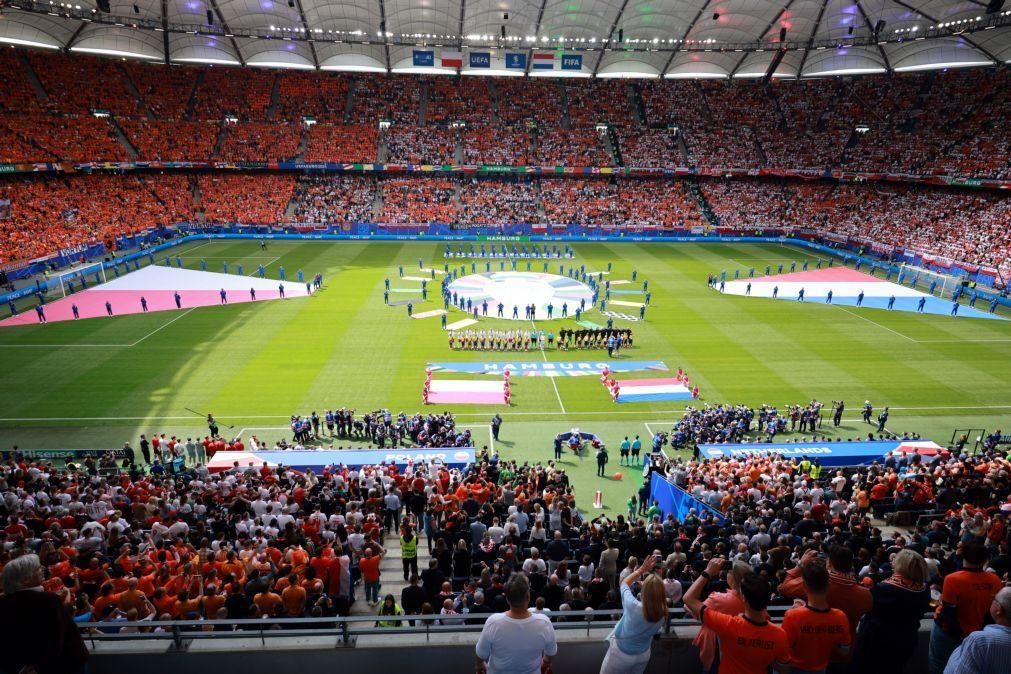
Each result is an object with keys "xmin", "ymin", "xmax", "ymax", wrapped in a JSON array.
[{"xmin": 1, "ymin": 0, "xmax": 1011, "ymax": 673}]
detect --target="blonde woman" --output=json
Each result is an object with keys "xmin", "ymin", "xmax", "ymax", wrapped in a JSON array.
[{"xmin": 600, "ymin": 554, "xmax": 667, "ymax": 674}]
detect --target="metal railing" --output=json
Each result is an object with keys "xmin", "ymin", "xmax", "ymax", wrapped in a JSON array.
[{"xmin": 79, "ymin": 606, "xmax": 800, "ymax": 650}]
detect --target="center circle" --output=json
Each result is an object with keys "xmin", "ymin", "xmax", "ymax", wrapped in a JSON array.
[{"xmin": 447, "ymin": 272, "xmax": 594, "ymax": 321}]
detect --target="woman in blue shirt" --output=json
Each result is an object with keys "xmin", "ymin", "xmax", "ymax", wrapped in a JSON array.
[{"xmin": 600, "ymin": 554, "xmax": 667, "ymax": 674}]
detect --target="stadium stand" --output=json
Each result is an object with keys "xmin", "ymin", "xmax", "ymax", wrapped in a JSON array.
[
  {"xmin": 275, "ymin": 71, "xmax": 351, "ymax": 124},
  {"xmin": 304, "ymin": 124, "xmax": 379, "ymax": 163},
  {"xmin": 378, "ymin": 177, "xmax": 459, "ymax": 224},
  {"xmin": 217, "ymin": 122, "xmax": 302, "ymax": 163},
  {"xmin": 0, "ymin": 174, "xmax": 191, "ymax": 263},
  {"xmin": 458, "ymin": 179, "xmax": 539, "ymax": 226},
  {"xmin": 199, "ymin": 174, "xmax": 295, "ymax": 225},
  {"xmin": 119, "ymin": 119, "xmax": 220, "ymax": 162},
  {"xmin": 291, "ymin": 175, "xmax": 376, "ymax": 226}
]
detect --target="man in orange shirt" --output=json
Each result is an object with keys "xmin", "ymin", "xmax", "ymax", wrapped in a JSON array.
[
  {"xmin": 929, "ymin": 541, "xmax": 1003, "ymax": 674},
  {"xmin": 116, "ymin": 577, "xmax": 146, "ymax": 614},
  {"xmin": 199, "ymin": 584, "xmax": 226, "ymax": 618},
  {"xmin": 684, "ymin": 556, "xmax": 789, "ymax": 674},
  {"xmin": 281, "ymin": 574, "xmax": 307, "ymax": 617},
  {"xmin": 359, "ymin": 547, "xmax": 383, "ymax": 606},
  {"xmin": 779, "ymin": 546, "xmax": 872, "ymax": 648},
  {"xmin": 782, "ymin": 562, "xmax": 851, "ymax": 672},
  {"xmin": 252, "ymin": 585, "xmax": 282, "ymax": 617}
]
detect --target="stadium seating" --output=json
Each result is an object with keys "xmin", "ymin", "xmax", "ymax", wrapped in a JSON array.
[
  {"xmin": 291, "ymin": 175, "xmax": 376, "ymax": 226},
  {"xmin": 119, "ymin": 119, "xmax": 220, "ymax": 162},
  {"xmin": 199, "ymin": 174, "xmax": 294, "ymax": 225},
  {"xmin": 304, "ymin": 123, "xmax": 379, "ymax": 163},
  {"xmin": 378, "ymin": 177, "xmax": 459, "ymax": 224},
  {"xmin": 275, "ymin": 71, "xmax": 351, "ymax": 124},
  {"xmin": 218, "ymin": 122, "xmax": 302, "ymax": 162},
  {"xmin": 0, "ymin": 174, "xmax": 191, "ymax": 263},
  {"xmin": 386, "ymin": 125, "xmax": 458, "ymax": 165},
  {"xmin": 120, "ymin": 61, "xmax": 200, "ymax": 120},
  {"xmin": 458, "ymin": 179, "xmax": 538, "ymax": 226},
  {"xmin": 0, "ymin": 47, "xmax": 1009, "ymax": 277}
]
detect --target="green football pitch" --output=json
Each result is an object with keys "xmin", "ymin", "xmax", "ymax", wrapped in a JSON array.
[{"xmin": 1, "ymin": 239, "xmax": 1009, "ymax": 511}]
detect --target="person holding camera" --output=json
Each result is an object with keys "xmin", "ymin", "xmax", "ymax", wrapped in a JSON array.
[{"xmin": 599, "ymin": 553, "xmax": 667, "ymax": 674}]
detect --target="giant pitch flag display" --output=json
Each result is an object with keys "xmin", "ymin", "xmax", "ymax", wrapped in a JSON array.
[
  {"xmin": 721, "ymin": 267, "xmax": 1002, "ymax": 320},
  {"xmin": 0, "ymin": 265, "xmax": 307, "ymax": 327}
]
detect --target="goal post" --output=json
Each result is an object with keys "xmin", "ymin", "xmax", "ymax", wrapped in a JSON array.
[
  {"xmin": 899, "ymin": 263, "xmax": 967, "ymax": 300},
  {"xmin": 56, "ymin": 262, "xmax": 107, "ymax": 298}
]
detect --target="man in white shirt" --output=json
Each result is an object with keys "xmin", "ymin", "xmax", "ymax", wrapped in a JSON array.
[
  {"xmin": 522, "ymin": 548, "xmax": 547, "ymax": 575},
  {"xmin": 476, "ymin": 574, "xmax": 557, "ymax": 674},
  {"xmin": 487, "ymin": 517, "xmax": 506, "ymax": 545}
]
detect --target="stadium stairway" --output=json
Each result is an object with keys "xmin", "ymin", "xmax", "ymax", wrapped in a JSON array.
[
  {"xmin": 183, "ymin": 69, "xmax": 204, "ymax": 121},
  {"xmin": 629, "ymin": 83, "xmax": 648, "ymax": 126},
  {"xmin": 266, "ymin": 73, "xmax": 282, "ymax": 122},
  {"xmin": 117, "ymin": 62, "xmax": 153, "ymax": 119},
  {"xmin": 110, "ymin": 117, "xmax": 140, "ymax": 160},
  {"xmin": 343, "ymin": 81, "xmax": 356, "ymax": 123},
  {"xmin": 17, "ymin": 50, "xmax": 48, "ymax": 104},
  {"xmin": 418, "ymin": 79, "xmax": 430, "ymax": 125},
  {"xmin": 750, "ymin": 127, "xmax": 769, "ymax": 166},
  {"xmin": 347, "ymin": 531, "xmax": 433, "ymax": 618},
  {"xmin": 212, "ymin": 124, "xmax": 230, "ymax": 158}
]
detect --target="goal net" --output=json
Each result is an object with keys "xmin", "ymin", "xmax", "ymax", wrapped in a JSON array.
[
  {"xmin": 898, "ymin": 263, "xmax": 968, "ymax": 300},
  {"xmin": 56, "ymin": 262, "xmax": 107, "ymax": 298}
]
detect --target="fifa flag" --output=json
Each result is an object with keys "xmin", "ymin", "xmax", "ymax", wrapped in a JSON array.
[
  {"xmin": 469, "ymin": 52, "xmax": 491, "ymax": 68},
  {"xmin": 441, "ymin": 51, "xmax": 463, "ymax": 68},
  {"xmin": 561, "ymin": 54, "xmax": 582, "ymax": 70},
  {"xmin": 532, "ymin": 52, "xmax": 555, "ymax": 69},
  {"xmin": 505, "ymin": 52, "xmax": 527, "ymax": 69},
  {"xmin": 413, "ymin": 50, "xmax": 434, "ymax": 67}
]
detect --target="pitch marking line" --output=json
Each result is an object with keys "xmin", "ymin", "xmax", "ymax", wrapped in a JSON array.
[
  {"xmin": 459, "ymin": 423, "xmax": 495, "ymax": 454},
  {"xmin": 247, "ymin": 256, "xmax": 281, "ymax": 277},
  {"xmin": 178, "ymin": 241, "xmax": 215, "ymax": 255},
  {"xmin": 0, "ymin": 343, "xmax": 133, "ymax": 348},
  {"xmin": 129, "ymin": 308, "xmax": 195, "ymax": 346},
  {"xmin": 531, "ymin": 320, "xmax": 566, "ymax": 414},
  {"xmin": 833, "ymin": 305, "xmax": 917, "ymax": 342}
]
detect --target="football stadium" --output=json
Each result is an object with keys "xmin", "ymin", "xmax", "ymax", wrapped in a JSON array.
[{"xmin": 0, "ymin": 0, "xmax": 1010, "ymax": 672}]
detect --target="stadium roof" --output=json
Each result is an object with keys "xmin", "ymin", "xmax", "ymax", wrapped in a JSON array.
[{"xmin": 0, "ymin": 0, "xmax": 1009, "ymax": 77}]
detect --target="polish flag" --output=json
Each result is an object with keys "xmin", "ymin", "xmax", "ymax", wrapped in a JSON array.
[{"xmin": 441, "ymin": 51, "xmax": 463, "ymax": 68}]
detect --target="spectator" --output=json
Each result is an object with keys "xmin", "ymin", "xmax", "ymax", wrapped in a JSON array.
[
  {"xmin": 943, "ymin": 587, "xmax": 1011, "ymax": 674},
  {"xmin": 475, "ymin": 574, "xmax": 557, "ymax": 674},
  {"xmin": 600, "ymin": 554, "xmax": 666, "ymax": 674},
  {"xmin": 929, "ymin": 542, "xmax": 1004, "ymax": 674},
  {"xmin": 683, "ymin": 556, "xmax": 789, "ymax": 674},
  {"xmin": 0, "ymin": 554, "xmax": 89, "ymax": 674},
  {"xmin": 852, "ymin": 549, "xmax": 933, "ymax": 674}
]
